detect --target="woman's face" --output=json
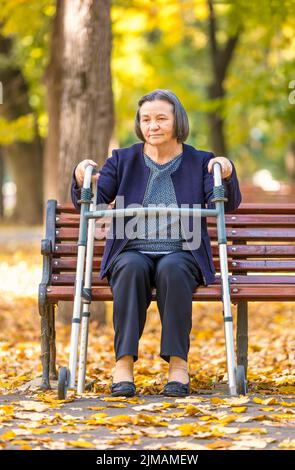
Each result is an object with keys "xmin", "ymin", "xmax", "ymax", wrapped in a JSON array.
[{"xmin": 139, "ymin": 99, "xmax": 176, "ymax": 146}]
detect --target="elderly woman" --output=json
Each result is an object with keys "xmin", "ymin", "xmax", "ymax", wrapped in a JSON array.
[{"xmin": 71, "ymin": 89, "xmax": 241, "ymax": 398}]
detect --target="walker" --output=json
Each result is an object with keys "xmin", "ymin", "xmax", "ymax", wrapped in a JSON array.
[{"xmin": 58, "ymin": 162, "xmax": 247, "ymax": 399}]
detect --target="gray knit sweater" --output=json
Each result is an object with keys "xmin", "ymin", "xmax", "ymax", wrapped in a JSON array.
[{"xmin": 122, "ymin": 152, "xmax": 186, "ymax": 254}]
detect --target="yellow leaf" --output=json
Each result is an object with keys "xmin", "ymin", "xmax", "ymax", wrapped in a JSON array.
[
  {"xmin": 263, "ymin": 398, "xmax": 278, "ymax": 405},
  {"xmin": 0, "ymin": 430, "xmax": 16, "ymax": 440},
  {"xmin": 208, "ymin": 440, "xmax": 231, "ymax": 449},
  {"xmin": 31, "ymin": 428, "xmax": 53, "ymax": 435},
  {"xmin": 224, "ymin": 397, "xmax": 250, "ymax": 406},
  {"xmin": 66, "ymin": 440, "xmax": 94, "ymax": 448},
  {"xmin": 10, "ymin": 440, "xmax": 31, "ymax": 446},
  {"xmin": 218, "ymin": 415, "xmax": 238, "ymax": 425},
  {"xmin": 105, "ymin": 415, "xmax": 136, "ymax": 426},
  {"xmin": 162, "ymin": 401, "xmax": 179, "ymax": 409},
  {"xmin": 253, "ymin": 397, "xmax": 263, "ymax": 404},
  {"xmin": 279, "ymin": 386, "xmax": 295, "ymax": 394},
  {"xmin": 177, "ymin": 423, "xmax": 199, "ymax": 436},
  {"xmin": 231, "ymin": 406, "xmax": 247, "ymax": 413},
  {"xmin": 89, "ymin": 413, "xmax": 108, "ymax": 420},
  {"xmin": 279, "ymin": 439, "xmax": 295, "ymax": 449},
  {"xmin": 101, "ymin": 397, "xmax": 144, "ymax": 404},
  {"xmin": 210, "ymin": 397, "xmax": 225, "ymax": 404},
  {"xmin": 20, "ymin": 444, "xmax": 33, "ymax": 450},
  {"xmin": 269, "ymin": 413, "xmax": 295, "ymax": 421},
  {"xmin": 106, "ymin": 403, "xmax": 128, "ymax": 408},
  {"xmin": 87, "ymin": 406, "xmax": 105, "ymax": 411},
  {"xmin": 253, "ymin": 397, "xmax": 277, "ymax": 406},
  {"xmin": 0, "ymin": 405, "xmax": 14, "ymax": 415},
  {"xmin": 252, "ymin": 415, "xmax": 268, "ymax": 421},
  {"xmin": 135, "ymin": 414, "xmax": 168, "ymax": 427},
  {"xmin": 184, "ymin": 404, "xmax": 206, "ymax": 416}
]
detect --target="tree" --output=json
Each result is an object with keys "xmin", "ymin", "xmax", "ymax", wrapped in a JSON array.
[
  {"xmin": 55, "ymin": 0, "xmax": 114, "ymax": 324},
  {"xmin": 58, "ymin": 0, "xmax": 114, "ymax": 201},
  {"xmin": 0, "ymin": 0, "xmax": 54, "ymax": 223},
  {"xmin": 42, "ymin": 0, "xmax": 64, "ymax": 206},
  {"xmin": 206, "ymin": 0, "xmax": 240, "ymax": 155},
  {"xmin": 0, "ymin": 34, "xmax": 43, "ymax": 224}
]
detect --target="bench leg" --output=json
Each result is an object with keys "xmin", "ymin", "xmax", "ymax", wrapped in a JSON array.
[
  {"xmin": 236, "ymin": 300, "xmax": 248, "ymax": 379},
  {"xmin": 49, "ymin": 304, "xmax": 58, "ymax": 380},
  {"xmin": 40, "ymin": 303, "xmax": 51, "ymax": 390}
]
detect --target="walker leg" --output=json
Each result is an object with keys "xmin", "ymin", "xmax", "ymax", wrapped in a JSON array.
[
  {"xmin": 219, "ymin": 244, "xmax": 238, "ymax": 396},
  {"xmin": 77, "ymin": 180, "xmax": 97, "ymax": 394},
  {"xmin": 68, "ymin": 244, "xmax": 87, "ymax": 389},
  {"xmin": 61, "ymin": 169, "xmax": 95, "ymax": 395},
  {"xmin": 212, "ymin": 162, "xmax": 238, "ymax": 396},
  {"xmin": 77, "ymin": 309, "xmax": 90, "ymax": 394}
]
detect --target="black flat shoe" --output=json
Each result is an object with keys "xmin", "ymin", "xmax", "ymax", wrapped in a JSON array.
[
  {"xmin": 110, "ymin": 381, "xmax": 136, "ymax": 397},
  {"xmin": 163, "ymin": 380, "xmax": 190, "ymax": 397}
]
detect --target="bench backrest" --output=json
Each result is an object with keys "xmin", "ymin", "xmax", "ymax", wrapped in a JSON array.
[{"xmin": 45, "ymin": 202, "xmax": 295, "ymax": 291}]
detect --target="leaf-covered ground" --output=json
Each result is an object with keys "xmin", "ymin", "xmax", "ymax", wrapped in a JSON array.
[{"xmin": 0, "ymin": 243, "xmax": 294, "ymax": 450}]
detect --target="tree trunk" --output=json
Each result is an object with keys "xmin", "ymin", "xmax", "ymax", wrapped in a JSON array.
[
  {"xmin": 0, "ymin": 35, "xmax": 43, "ymax": 224},
  {"xmin": 4, "ymin": 137, "xmax": 43, "ymax": 224},
  {"xmin": 206, "ymin": 0, "xmax": 239, "ymax": 156},
  {"xmin": 285, "ymin": 141, "xmax": 295, "ymax": 181},
  {"xmin": 42, "ymin": 0, "xmax": 64, "ymax": 218},
  {"xmin": 58, "ymin": 0, "xmax": 114, "ymax": 199},
  {"xmin": 207, "ymin": 83, "xmax": 227, "ymax": 156},
  {"xmin": 57, "ymin": 0, "xmax": 114, "ymax": 324}
]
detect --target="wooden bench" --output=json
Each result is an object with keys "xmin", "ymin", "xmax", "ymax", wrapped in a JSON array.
[
  {"xmin": 239, "ymin": 182, "xmax": 295, "ymax": 203},
  {"xmin": 38, "ymin": 201, "xmax": 295, "ymax": 391}
]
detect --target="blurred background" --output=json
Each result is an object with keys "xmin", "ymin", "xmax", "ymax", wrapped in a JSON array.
[{"xmin": 0, "ymin": 0, "xmax": 294, "ymax": 226}]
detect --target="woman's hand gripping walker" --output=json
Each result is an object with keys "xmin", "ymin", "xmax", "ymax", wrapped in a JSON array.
[{"xmin": 58, "ymin": 163, "xmax": 247, "ymax": 399}]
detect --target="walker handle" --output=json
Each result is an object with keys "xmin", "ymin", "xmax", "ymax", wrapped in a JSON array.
[{"xmin": 213, "ymin": 162, "xmax": 222, "ymax": 187}]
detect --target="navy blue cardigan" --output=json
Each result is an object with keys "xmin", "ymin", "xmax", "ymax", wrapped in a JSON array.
[{"xmin": 71, "ymin": 142, "xmax": 242, "ymax": 286}]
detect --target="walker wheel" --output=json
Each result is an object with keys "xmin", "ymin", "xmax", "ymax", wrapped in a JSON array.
[
  {"xmin": 236, "ymin": 365, "xmax": 247, "ymax": 395},
  {"xmin": 58, "ymin": 367, "xmax": 69, "ymax": 399}
]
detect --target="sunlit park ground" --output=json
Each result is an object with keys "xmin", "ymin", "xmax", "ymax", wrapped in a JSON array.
[
  {"xmin": 0, "ymin": 230, "xmax": 294, "ymax": 450},
  {"xmin": 0, "ymin": 236, "xmax": 294, "ymax": 396}
]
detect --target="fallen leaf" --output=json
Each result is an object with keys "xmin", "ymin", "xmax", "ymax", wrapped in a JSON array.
[
  {"xmin": 208, "ymin": 440, "xmax": 231, "ymax": 449},
  {"xmin": 231, "ymin": 406, "xmax": 248, "ymax": 413},
  {"xmin": 65, "ymin": 440, "xmax": 94, "ymax": 448},
  {"xmin": 278, "ymin": 439, "xmax": 295, "ymax": 449}
]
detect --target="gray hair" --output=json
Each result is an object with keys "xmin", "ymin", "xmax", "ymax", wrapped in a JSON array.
[{"xmin": 135, "ymin": 89, "xmax": 189, "ymax": 143}]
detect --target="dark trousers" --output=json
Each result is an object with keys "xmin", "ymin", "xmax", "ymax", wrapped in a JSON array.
[{"xmin": 106, "ymin": 250, "xmax": 203, "ymax": 364}]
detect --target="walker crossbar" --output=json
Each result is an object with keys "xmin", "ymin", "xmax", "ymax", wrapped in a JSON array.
[{"xmin": 57, "ymin": 162, "xmax": 247, "ymax": 399}]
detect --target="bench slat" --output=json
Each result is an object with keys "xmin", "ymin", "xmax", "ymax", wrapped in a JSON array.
[
  {"xmin": 55, "ymin": 226, "xmax": 295, "ymax": 241},
  {"xmin": 51, "ymin": 257, "xmax": 295, "ymax": 272},
  {"xmin": 53, "ymin": 243, "xmax": 295, "ymax": 258},
  {"xmin": 56, "ymin": 213, "xmax": 295, "ymax": 227},
  {"xmin": 56, "ymin": 202, "xmax": 295, "ymax": 215},
  {"xmin": 46, "ymin": 284, "xmax": 295, "ymax": 302},
  {"xmin": 50, "ymin": 273, "xmax": 295, "ymax": 286}
]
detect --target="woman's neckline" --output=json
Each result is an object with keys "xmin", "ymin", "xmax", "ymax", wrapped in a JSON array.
[{"xmin": 143, "ymin": 151, "xmax": 183, "ymax": 166}]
